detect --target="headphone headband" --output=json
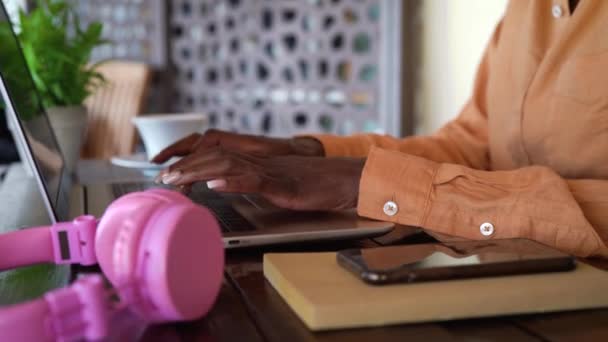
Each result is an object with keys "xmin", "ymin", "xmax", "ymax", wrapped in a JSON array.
[
  {"xmin": 0, "ymin": 218, "xmax": 106, "ymax": 342},
  {"xmin": 0, "ymin": 190, "xmax": 224, "ymax": 342},
  {"xmin": 0, "ymin": 275, "xmax": 109, "ymax": 342},
  {"xmin": 0, "ymin": 215, "xmax": 97, "ymax": 272}
]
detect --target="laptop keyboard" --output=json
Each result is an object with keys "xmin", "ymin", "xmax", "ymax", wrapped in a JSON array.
[{"xmin": 111, "ymin": 182, "xmax": 255, "ymax": 233}]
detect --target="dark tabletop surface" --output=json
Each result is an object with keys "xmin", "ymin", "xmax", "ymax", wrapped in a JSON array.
[
  {"xmin": 130, "ymin": 231, "xmax": 608, "ymax": 342},
  {"xmin": 3, "ymin": 160, "xmax": 608, "ymax": 341},
  {"xmin": 6, "ymin": 240, "xmax": 608, "ymax": 342}
]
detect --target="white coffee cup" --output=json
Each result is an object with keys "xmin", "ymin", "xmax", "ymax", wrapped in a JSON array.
[{"xmin": 132, "ymin": 113, "xmax": 209, "ymax": 160}]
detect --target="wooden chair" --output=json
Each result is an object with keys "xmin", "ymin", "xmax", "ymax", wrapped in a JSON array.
[{"xmin": 81, "ymin": 61, "xmax": 151, "ymax": 159}]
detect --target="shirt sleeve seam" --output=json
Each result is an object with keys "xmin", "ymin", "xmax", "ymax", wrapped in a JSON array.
[
  {"xmin": 419, "ymin": 163, "xmax": 440, "ymax": 227},
  {"xmin": 356, "ymin": 147, "xmax": 378, "ymax": 212}
]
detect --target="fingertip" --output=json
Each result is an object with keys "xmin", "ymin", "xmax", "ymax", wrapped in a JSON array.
[
  {"xmin": 207, "ymin": 179, "xmax": 227, "ymax": 190},
  {"xmin": 150, "ymin": 156, "xmax": 162, "ymax": 163},
  {"xmin": 151, "ymin": 152, "xmax": 168, "ymax": 164},
  {"xmin": 160, "ymin": 170, "xmax": 182, "ymax": 185}
]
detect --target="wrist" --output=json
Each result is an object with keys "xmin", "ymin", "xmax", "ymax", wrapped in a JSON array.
[{"xmin": 289, "ymin": 137, "xmax": 325, "ymax": 157}]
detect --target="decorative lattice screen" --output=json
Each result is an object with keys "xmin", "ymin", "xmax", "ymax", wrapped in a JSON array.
[
  {"xmin": 170, "ymin": 0, "xmax": 387, "ymax": 136},
  {"xmin": 71, "ymin": 0, "xmax": 404, "ymax": 137},
  {"xmin": 74, "ymin": 0, "xmax": 167, "ymax": 67}
]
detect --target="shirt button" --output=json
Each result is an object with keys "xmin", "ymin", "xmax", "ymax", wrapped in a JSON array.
[
  {"xmin": 480, "ymin": 222, "xmax": 495, "ymax": 237},
  {"xmin": 552, "ymin": 4, "xmax": 563, "ymax": 18},
  {"xmin": 383, "ymin": 201, "xmax": 398, "ymax": 216}
]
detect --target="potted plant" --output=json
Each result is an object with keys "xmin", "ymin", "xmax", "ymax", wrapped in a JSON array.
[{"xmin": 14, "ymin": 0, "xmax": 105, "ymax": 171}]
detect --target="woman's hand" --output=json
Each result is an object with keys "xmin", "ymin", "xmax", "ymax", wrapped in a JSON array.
[
  {"xmin": 151, "ymin": 129, "xmax": 324, "ymax": 164},
  {"xmin": 156, "ymin": 147, "xmax": 365, "ymax": 211}
]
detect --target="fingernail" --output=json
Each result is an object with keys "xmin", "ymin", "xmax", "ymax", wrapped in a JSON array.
[
  {"xmin": 161, "ymin": 171, "xmax": 182, "ymax": 185},
  {"xmin": 207, "ymin": 179, "xmax": 227, "ymax": 189}
]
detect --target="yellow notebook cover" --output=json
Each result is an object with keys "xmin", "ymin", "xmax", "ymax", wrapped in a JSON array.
[{"xmin": 263, "ymin": 252, "xmax": 608, "ymax": 331}]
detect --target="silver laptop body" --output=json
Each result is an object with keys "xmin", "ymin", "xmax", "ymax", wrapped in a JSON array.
[{"xmin": 85, "ymin": 181, "xmax": 393, "ymax": 248}]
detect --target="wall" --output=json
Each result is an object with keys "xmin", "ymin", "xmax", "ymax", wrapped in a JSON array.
[
  {"xmin": 416, "ymin": 0, "xmax": 507, "ymax": 135},
  {"xmin": 3, "ymin": 0, "xmax": 26, "ymax": 23}
]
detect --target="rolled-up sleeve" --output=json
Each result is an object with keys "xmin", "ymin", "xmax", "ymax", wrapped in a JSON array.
[
  {"xmin": 310, "ymin": 21, "xmax": 502, "ymax": 171},
  {"xmin": 358, "ymin": 147, "xmax": 608, "ymax": 258}
]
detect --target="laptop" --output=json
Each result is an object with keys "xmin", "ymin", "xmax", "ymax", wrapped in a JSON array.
[{"xmin": 0, "ymin": 2, "xmax": 394, "ymax": 248}]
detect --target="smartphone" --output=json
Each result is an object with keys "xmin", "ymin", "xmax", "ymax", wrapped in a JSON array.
[{"xmin": 337, "ymin": 239, "xmax": 576, "ymax": 285}]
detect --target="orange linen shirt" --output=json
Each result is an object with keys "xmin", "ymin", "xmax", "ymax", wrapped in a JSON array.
[{"xmin": 314, "ymin": 0, "xmax": 608, "ymax": 258}]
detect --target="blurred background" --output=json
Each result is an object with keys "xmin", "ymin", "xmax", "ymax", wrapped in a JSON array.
[{"xmin": 3, "ymin": 0, "xmax": 507, "ymax": 141}]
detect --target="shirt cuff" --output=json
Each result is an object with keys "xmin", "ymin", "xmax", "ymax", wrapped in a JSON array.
[
  {"xmin": 303, "ymin": 134, "xmax": 373, "ymax": 158},
  {"xmin": 357, "ymin": 147, "xmax": 607, "ymax": 257},
  {"xmin": 357, "ymin": 146, "xmax": 439, "ymax": 226}
]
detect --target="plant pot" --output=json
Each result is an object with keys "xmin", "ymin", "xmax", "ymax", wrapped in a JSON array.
[{"xmin": 46, "ymin": 105, "xmax": 88, "ymax": 172}]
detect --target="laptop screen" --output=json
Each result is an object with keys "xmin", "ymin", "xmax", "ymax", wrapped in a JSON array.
[{"xmin": 0, "ymin": 2, "xmax": 68, "ymax": 222}]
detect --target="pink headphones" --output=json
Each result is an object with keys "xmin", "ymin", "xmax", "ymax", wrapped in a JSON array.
[{"xmin": 0, "ymin": 189, "xmax": 225, "ymax": 342}]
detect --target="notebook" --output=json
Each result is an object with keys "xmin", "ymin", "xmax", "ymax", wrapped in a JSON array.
[{"xmin": 264, "ymin": 251, "xmax": 608, "ymax": 331}]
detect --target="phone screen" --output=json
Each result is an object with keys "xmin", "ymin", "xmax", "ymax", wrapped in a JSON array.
[{"xmin": 337, "ymin": 239, "xmax": 576, "ymax": 284}]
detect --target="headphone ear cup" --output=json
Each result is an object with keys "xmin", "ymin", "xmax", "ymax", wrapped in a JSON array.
[
  {"xmin": 95, "ymin": 189, "xmax": 224, "ymax": 322},
  {"xmin": 95, "ymin": 191, "xmax": 164, "ymax": 287},
  {"xmin": 134, "ymin": 201, "xmax": 224, "ymax": 321}
]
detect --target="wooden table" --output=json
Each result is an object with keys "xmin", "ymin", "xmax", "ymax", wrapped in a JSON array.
[
  {"xmin": 162, "ymin": 235, "xmax": 608, "ymax": 342},
  {"xmin": 3, "ymin": 161, "xmax": 608, "ymax": 341}
]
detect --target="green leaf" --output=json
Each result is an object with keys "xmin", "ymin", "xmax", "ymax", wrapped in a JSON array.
[
  {"xmin": 0, "ymin": 264, "xmax": 70, "ymax": 306},
  {"xmin": 5, "ymin": 0, "xmax": 107, "ymax": 108}
]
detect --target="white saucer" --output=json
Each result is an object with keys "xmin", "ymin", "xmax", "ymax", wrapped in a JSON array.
[{"xmin": 110, "ymin": 153, "xmax": 178, "ymax": 170}]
